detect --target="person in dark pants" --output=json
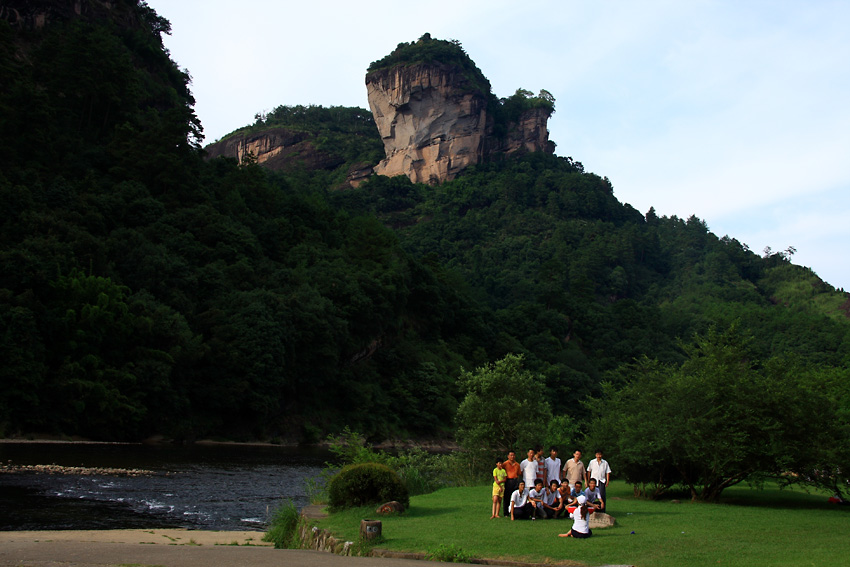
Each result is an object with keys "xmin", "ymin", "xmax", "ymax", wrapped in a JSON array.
[
  {"xmin": 502, "ymin": 450, "xmax": 521, "ymax": 516},
  {"xmin": 509, "ymin": 481, "xmax": 534, "ymax": 520},
  {"xmin": 586, "ymin": 450, "xmax": 612, "ymax": 512}
]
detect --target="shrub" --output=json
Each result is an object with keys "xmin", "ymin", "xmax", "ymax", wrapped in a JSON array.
[
  {"xmin": 262, "ymin": 498, "xmax": 300, "ymax": 549},
  {"xmin": 324, "ymin": 428, "xmax": 481, "ymax": 495},
  {"xmin": 327, "ymin": 462, "xmax": 410, "ymax": 511},
  {"xmin": 425, "ymin": 543, "xmax": 472, "ymax": 563}
]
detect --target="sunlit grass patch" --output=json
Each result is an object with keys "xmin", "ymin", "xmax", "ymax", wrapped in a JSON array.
[{"xmin": 315, "ymin": 481, "xmax": 850, "ymax": 567}]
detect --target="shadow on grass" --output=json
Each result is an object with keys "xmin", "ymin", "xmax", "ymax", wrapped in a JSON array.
[
  {"xmin": 719, "ymin": 492, "xmax": 845, "ymax": 511},
  {"xmin": 406, "ymin": 505, "xmax": 462, "ymax": 518},
  {"xmin": 645, "ymin": 486, "xmax": 846, "ymax": 512}
]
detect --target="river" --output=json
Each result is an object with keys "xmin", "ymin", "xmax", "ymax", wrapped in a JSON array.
[{"xmin": 0, "ymin": 441, "xmax": 328, "ymax": 531}]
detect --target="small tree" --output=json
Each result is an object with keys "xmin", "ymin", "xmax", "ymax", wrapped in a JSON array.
[
  {"xmin": 588, "ymin": 324, "xmax": 818, "ymax": 501},
  {"xmin": 455, "ymin": 354, "xmax": 551, "ymax": 461}
]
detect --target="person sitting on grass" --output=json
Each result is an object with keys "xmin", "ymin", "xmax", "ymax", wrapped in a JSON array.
[
  {"xmin": 529, "ymin": 479, "xmax": 548, "ymax": 519},
  {"xmin": 558, "ymin": 495, "xmax": 592, "ymax": 538},
  {"xmin": 566, "ymin": 480, "xmax": 583, "ymax": 507},
  {"xmin": 543, "ymin": 479, "xmax": 563, "ymax": 518},
  {"xmin": 556, "ymin": 481, "xmax": 571, "ymax": 515},
  {"xmin": 509, "ymin": 481, "xmax": 534, "ymax": 520},
  {"xmin": 584, "ymin": 478, "xmax": 604, "ymax": 511},
  {"xmin": 491, "ymin": 459, "xmax": 507, "ymax": 519}
]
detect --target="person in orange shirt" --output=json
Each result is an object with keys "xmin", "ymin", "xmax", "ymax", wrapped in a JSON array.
[{"xmin": 502, "ymin": 450, "xmax": 521, "ymax": 517}]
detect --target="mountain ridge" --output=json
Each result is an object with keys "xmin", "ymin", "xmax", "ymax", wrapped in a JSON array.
[{"xmin": 1, "ymin": 4, "xmax": 847, "ymax": 445}]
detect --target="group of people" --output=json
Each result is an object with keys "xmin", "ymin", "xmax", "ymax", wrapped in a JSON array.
[{"xmin": 491, "ymin": 447, "xmax": 612, "ymax": 539}]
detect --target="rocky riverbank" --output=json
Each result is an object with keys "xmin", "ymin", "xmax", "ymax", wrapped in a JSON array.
[{"xmin": 0, "ymin": 462, "xmax": 163, "ymax": 476}]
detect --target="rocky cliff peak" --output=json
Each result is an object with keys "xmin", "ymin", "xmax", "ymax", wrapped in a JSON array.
[{"xmin": 366, "ymin": 35, "xmax": 555, "ymax": 185}]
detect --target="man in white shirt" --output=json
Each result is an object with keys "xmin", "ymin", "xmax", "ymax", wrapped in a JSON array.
[
  {"xmin": 520, "ymin": 448, "xmax": 538, "ymax": 489},
  {"xmin": 509, "ymin": 480, "xmax": 533, "ymax": 520},
  {"xmin": 545, "ymin": 446, "xmax": 562, "ymax": 486},
  {"xmin": 586, "ymin": 450, "xmax": 612, "ymax": 509},
  {"xmin": 528, "ymin": 479, "xmax": 549, "ymax": 519}
]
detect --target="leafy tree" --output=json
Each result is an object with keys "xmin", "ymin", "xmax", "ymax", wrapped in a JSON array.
[
  {"xmin": 791, "ymin": 365, "xmax": 850, "ymax": 499},
  {"xmin": 455, "ymin": 354, "xmax": 552, "ymax": 458},
  {"xmin": 587, "ymin": 325, "xmax": 820, "ymax": 501}
]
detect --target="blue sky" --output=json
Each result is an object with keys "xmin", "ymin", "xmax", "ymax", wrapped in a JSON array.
[{"xmin": 148, "ymin": 0, "xmax": 850, "ymax": 291}]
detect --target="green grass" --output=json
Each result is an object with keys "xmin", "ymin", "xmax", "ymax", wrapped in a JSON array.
[{"xmin": 314, "ymin": 481, "xmax": 850, "ymax": 566}]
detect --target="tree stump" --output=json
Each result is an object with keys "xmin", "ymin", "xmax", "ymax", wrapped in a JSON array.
[{"xmin": 360, "ymin": 519, "xmax": 382, "ymax": 541}]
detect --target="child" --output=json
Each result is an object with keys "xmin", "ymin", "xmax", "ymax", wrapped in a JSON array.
[{"xmin": 491, "ymin": 460, "xmax": 507, "ymax": 518}]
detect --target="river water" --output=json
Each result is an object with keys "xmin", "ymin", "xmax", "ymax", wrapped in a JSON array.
[{"xmin": 0, "ymin": 442, "xmax": 328, "ymax": 531}]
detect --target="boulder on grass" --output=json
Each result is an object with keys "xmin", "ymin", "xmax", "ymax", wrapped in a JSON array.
[
  {"xmin": 589, "ymin": 512, "xmax": 616, "ymax": 528},
  {"xmin": 376, "ymin": 501, "xmax": 405, "ymax": 514}
]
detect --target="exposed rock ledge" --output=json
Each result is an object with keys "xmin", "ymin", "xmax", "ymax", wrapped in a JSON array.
[
  {"xmin": 366, "ymin": 63, "xmax": 554, "ymax": 185},
  {"xmin": 205, "ymin": 127, "xmax": 344, "ymax": 172}
]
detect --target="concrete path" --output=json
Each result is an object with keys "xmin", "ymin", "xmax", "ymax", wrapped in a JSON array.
[{"xmin": 0, "ymin": 530, "xmax": 432, "ymax": 567}]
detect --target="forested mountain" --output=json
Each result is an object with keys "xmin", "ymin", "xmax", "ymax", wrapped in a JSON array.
[{"xmin": 1, "ymin": 1, "xmax": 848, "ymax": 453}]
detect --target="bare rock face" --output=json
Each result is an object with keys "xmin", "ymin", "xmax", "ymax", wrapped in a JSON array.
[
  {"xmin": 366, "ymin": 63, "xmax": 553, "ymax": 185},
  {"xmin": 205, "ymin": 128, "xmax": 344, "ymax": 171},
  {"xmin": 366, "ymin": 64, "xmax": 488, "ymax": 185},
  {"xmin": 503, "ymin": 106, "xmax": 557, "ymax": 157}
]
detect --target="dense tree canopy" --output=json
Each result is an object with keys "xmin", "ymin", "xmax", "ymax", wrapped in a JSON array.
[
  {"xmin": 585, "ymin": 325, "xmax": 831, "ymax": 501},
  {"xmin": 1, "ymin": 1, "xmax": 848, "ymax": 496},
  {"xmin": 455, "ymin": 354, "xmax": 552, "ymax": 456}
]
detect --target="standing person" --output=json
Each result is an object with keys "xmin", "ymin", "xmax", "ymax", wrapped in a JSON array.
[
  {"xmin": 491, "ymin": 460, "xmax": 507, "ymax": 519},
  {"xmin": 558, "ymin": 495, "xmax": 592, "ymax": 538},
  {"xmin": 535, "ymin": 446, "xmax": 548, "ymax": 486},
  {"xmin": 509, "ymin": 481, "xmax": 534, "ymax": 520},
  {"xmin": 520, "ymin": 449, "xmax": 538, "ymax": 491},
  {"xmin": 502, "ymin": 451, "xmax": 521, "ymax": 517},
  {"xmin": 545, "ymin": 447, "xmax": 562, "ymax": 486},
  {"xmin": 563, "ymin": 450, "xmax": 587, "ymax": 487},
  {"xmin": 586, "ymin": 450, "xmax": 612, "ymax": 510}
]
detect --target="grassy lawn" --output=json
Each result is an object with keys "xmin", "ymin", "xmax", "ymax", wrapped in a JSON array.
[{"xmin": 314, "ymin": 481, "xmax": 850, "ymax": 566}]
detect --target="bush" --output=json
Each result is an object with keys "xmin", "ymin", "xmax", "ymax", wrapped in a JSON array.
[
  {"xmin": 262, "ymin": 499, "xmax": 300, "ymax": 549},
  {"xmin": 327, "ymin": 462, "xmax": 410, "ymax": 511},
  {"xmin": 425, "ymin": 543, "xmax": 472, "ymax": 563},
  {"xmin": 324, "ymin": 428, "xmax": 481, "ymax": 495}
]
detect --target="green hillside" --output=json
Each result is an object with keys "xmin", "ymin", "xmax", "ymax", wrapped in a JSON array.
[{"xmin": 1, "ymin": 1, "xmax": 847, "ymax": 494}]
